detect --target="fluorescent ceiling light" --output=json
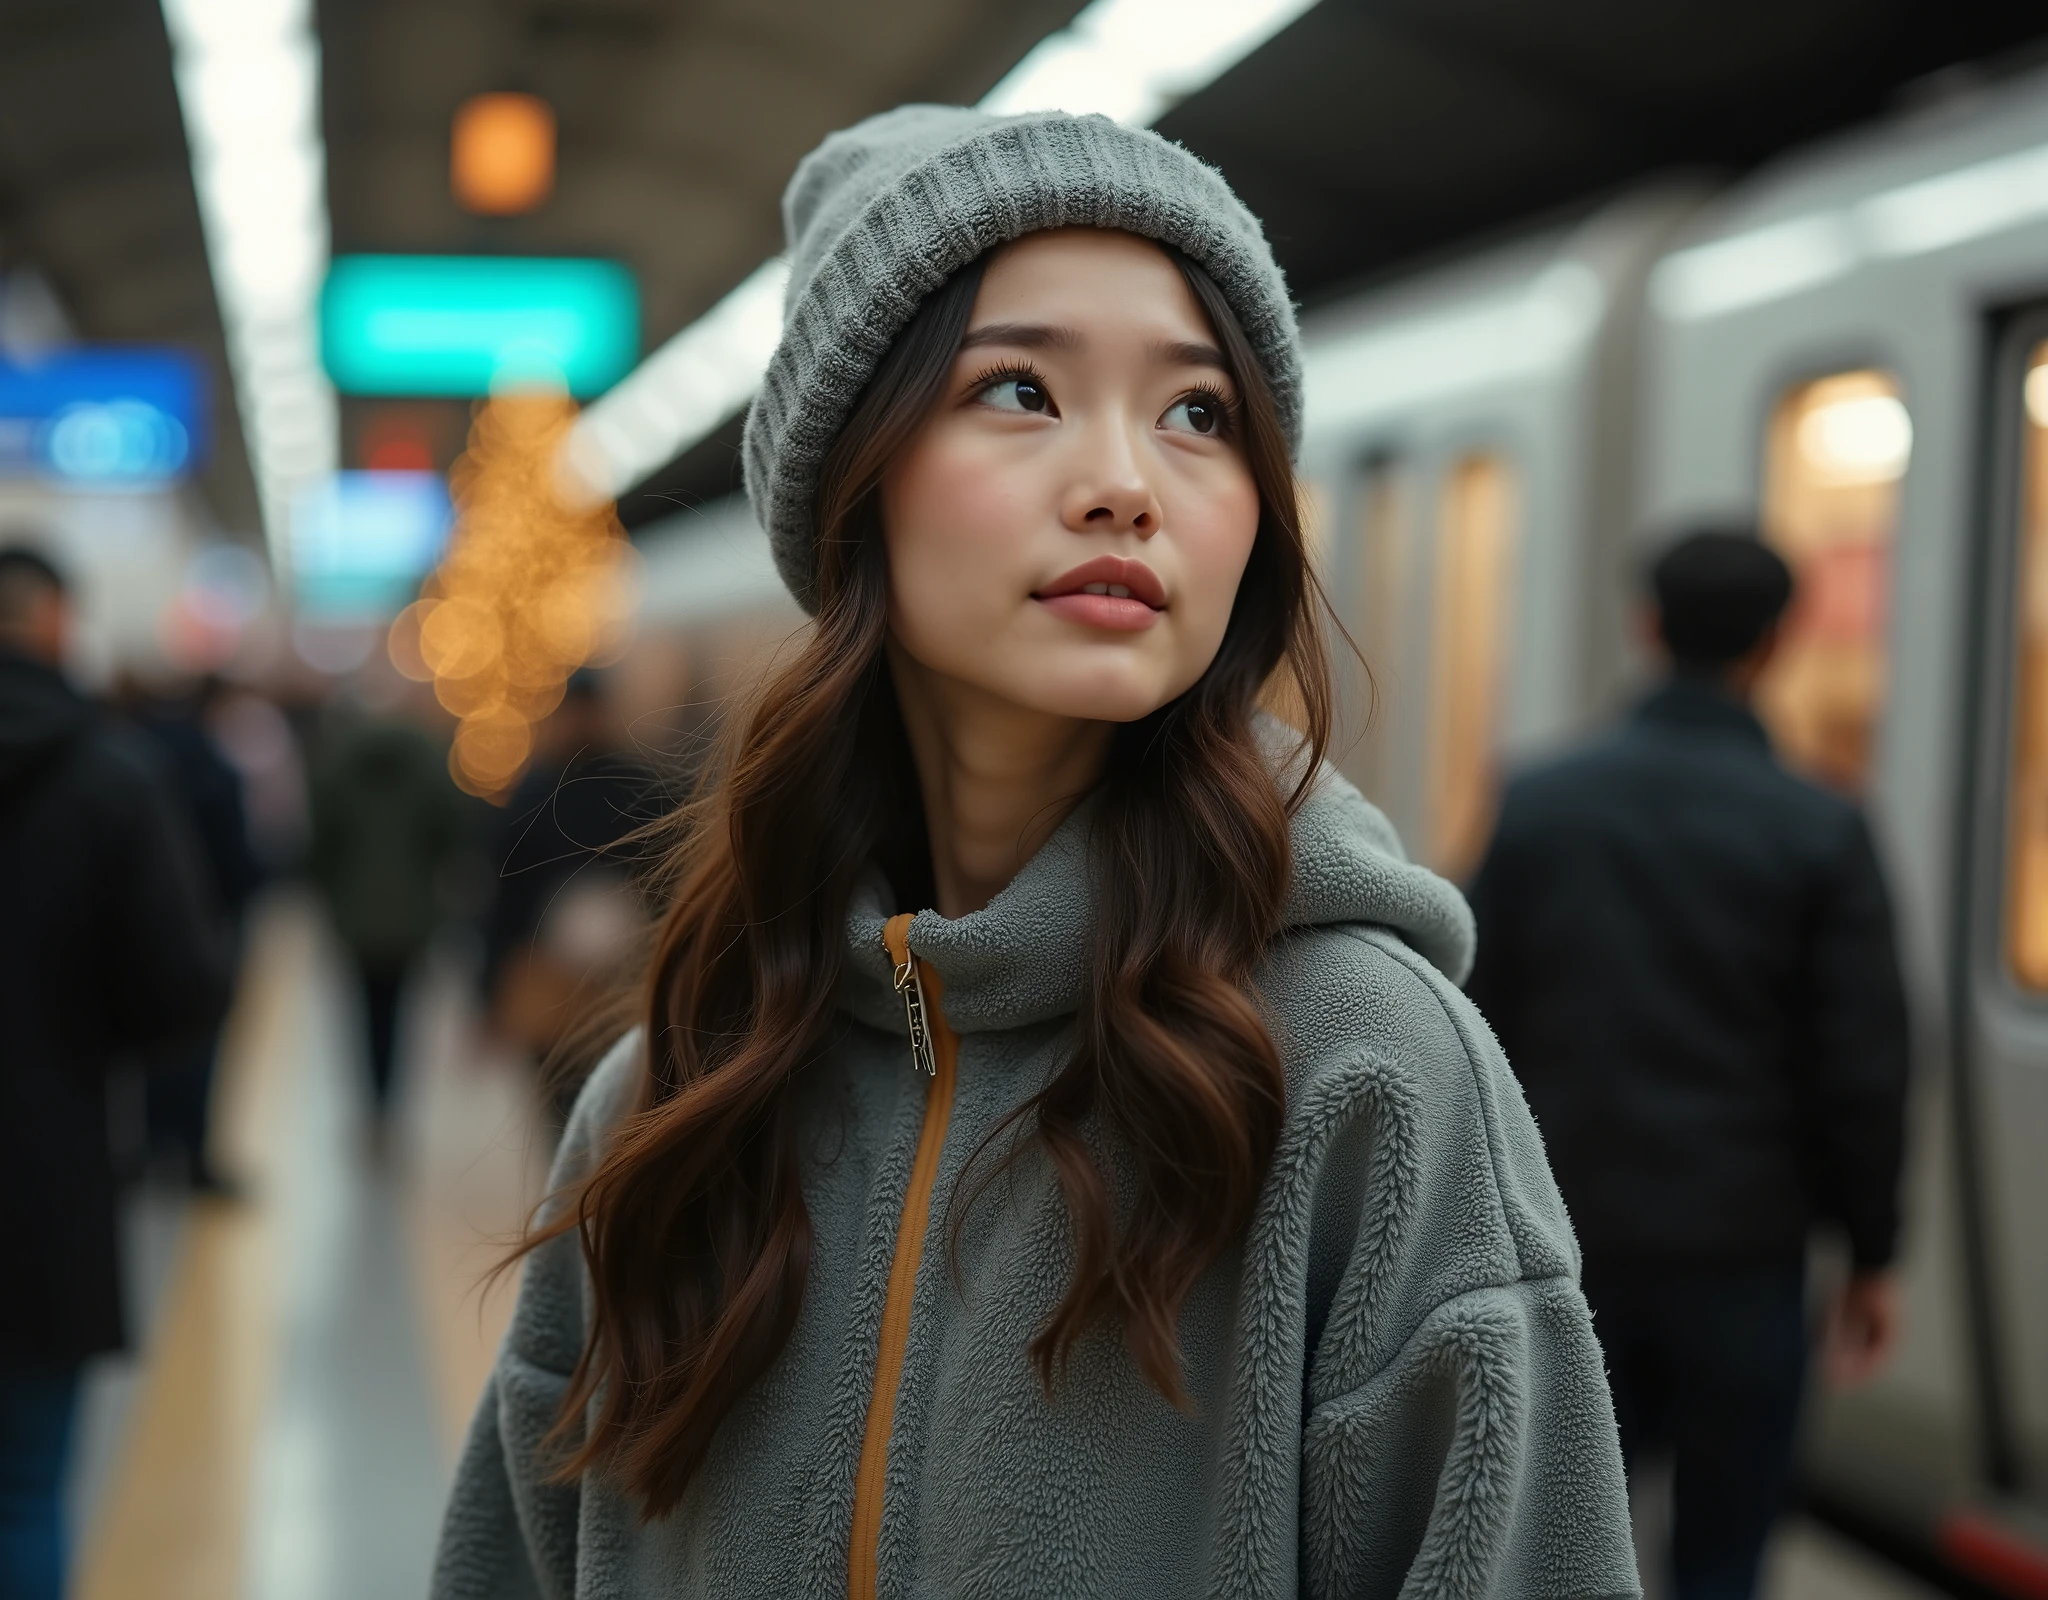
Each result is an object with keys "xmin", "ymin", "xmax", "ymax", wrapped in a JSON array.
[
  {"xmin": 562, "ymin": 0, "xmax": 1317, "ymax": 503},
  {"xmin": 1654, "ymin": 134, "xmax": 2048, "ymax": 324},
  {"xmin": 162, "ymin": 0, "xmax": 337, "ymax": 552},
  {"xmin": 981, "ymin": 0, "xmax": 1318, "ymax": 124}
]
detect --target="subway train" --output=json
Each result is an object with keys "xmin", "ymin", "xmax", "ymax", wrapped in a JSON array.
[{"xmin": 635, "ymin": 55, "xmax": 2048, "ymax": 1590}]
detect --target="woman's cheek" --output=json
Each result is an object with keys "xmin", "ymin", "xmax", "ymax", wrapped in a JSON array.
[
  {"xmin": 886, "ymin": 452, "xmax": 1029, "ymax": 660},
  {"xmin": 1172, "ymin": 471, "xmax": 1260, "ymax": 654}
]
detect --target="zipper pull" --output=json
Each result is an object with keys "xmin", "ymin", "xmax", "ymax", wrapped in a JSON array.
[
  {"xmin": 893, "ymin": 952, "xmax": 937, "ymax": 1077},
  {"xmin": 882, "ymin": 913, "xmax": 936, "ymax": 1076}
]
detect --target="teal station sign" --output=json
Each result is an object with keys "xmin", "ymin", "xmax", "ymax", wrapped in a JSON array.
[{"xmin": 320, "ymin": 255, "xmax": 639, "ymax": 398}]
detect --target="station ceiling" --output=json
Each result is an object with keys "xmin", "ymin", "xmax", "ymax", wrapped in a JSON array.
[
  {"xmin": 3, "ymin": 0, "xmax": 2045, "ymax": 539},
  {"xmin": 1158, "ymin": 0, "xmax": 2048, "ymax": 304}
]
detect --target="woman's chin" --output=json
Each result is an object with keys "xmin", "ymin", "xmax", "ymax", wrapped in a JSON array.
[{"xmin": 1000, "ymin": 668, "xmax": 1185, "ymax": 726}]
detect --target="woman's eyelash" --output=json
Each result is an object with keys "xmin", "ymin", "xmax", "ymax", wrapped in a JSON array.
[
  {"xmin": 963, "ymin": 366, "xmax": 1239, "ymax": 431},
  {"xmin": 966, "ymin": 361, "xmax": 1050, "ymax": 397}
]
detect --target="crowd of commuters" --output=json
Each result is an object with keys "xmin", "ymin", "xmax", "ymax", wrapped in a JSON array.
[
  {"xmin": 0, "ymin": 546, "xmax": 234, "ymax": 1596},
  {"xmin": 0, "ymin": 539, "xmax": 661, "ymax": 1597}
]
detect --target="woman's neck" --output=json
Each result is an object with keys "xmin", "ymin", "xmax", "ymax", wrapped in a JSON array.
[{"xmin": 887, "ymin": 639, "xmax": 1114, "ymax": 919}]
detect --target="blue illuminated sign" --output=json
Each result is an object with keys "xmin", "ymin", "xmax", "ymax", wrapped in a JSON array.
[
  {"xmin": 0, "ymin": 349, "xmax": 207, "ymax": 484},
  {"xmin": 321, "ymin": 255, "xmax": 639, "ymax": 398},
  {"xmin": 291, "ymin": 470, "xmax": 452, "ymax": 616}
]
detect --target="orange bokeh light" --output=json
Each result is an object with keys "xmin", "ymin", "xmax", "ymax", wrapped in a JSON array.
[
  {"xmin": 451, "ymin": 92, "xmax": 555, "ymax": 216},
  {"xmin": 393, "ymin": 389, "xmax": 635, "ymax": 799}
]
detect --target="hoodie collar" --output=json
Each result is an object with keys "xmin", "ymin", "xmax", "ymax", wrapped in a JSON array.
[{"xmin": 841, "ymin": 732, "xmax": 1473, "ymax": 1036}]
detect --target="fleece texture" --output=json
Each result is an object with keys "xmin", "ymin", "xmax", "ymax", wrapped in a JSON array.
[
  {"xmin": 432, "ymin": 759, "xmax": 1640, "ymax": 1599},
  {"xmin": 740, "ymin": 104, "xmax": 1304, "ymax": 613}
]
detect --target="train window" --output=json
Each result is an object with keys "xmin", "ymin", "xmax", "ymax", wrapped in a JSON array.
[
  {"xmin": 1427, "ymin": 452, "xmax": 1519, "ymax": 879},
  {"xmin": 1757, "ymin": 370, "xmax": 1908, "ymax": 792},
  {"xmin": 2005, "ymin": 342, "xmax": 2048, "ymax": 990},
  {"xmin": 1350, "ymin": 458, "xmax": 1414, "ymax": 806}
]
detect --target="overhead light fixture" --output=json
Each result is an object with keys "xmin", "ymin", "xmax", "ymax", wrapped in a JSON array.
[
  {"xmin": 452, "ymin": 92, "xmax": 556, "ymax": 217},
  {"xmin": 560, "ymin": 0, "xmax": 1318, "ymax": 504},
  {"xmin": 979, "ymin": 0, "xmax": 1316, "ymax": 124},
  {"xmin": 162, "ymin": 0, "xmax": 337, "ymax": 553}
]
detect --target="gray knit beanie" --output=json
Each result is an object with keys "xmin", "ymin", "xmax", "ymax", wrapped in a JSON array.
[{"xmin": 740, "ymin": 104, "xmax": 1302, "ymax": 614}]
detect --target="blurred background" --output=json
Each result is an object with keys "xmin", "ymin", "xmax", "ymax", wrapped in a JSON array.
[{"xmin": 5, "ymin": 0, "xmax": 2048, "ymax": 1594}]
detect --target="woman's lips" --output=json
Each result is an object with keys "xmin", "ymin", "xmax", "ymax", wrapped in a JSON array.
[
  {"xmin": 1034, "ymin": 591, "xmax": 1160, "ymax": 631},
  {"xmin": 1032, "ymin": 555, "xmax": 1165, "ymax": 632}
]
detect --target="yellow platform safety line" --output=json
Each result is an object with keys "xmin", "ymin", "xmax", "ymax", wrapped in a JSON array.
[{"xmin": 73, "ymin": 902, "xmax": 308, "ymax": 1600}]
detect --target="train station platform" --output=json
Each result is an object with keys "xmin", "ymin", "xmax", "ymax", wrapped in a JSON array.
[{"xmin": 57, "ymin": 895, "xmax": 1947, "ymax": 1599}]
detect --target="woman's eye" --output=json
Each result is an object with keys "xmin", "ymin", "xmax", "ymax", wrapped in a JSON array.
[
  {"xmin": 980, "ymin": 376, "xmax": 1051, "ymax": 414},
  {"xmin": 1162, "ymin": 392, "xmax": 1229, "ymax": 437}
]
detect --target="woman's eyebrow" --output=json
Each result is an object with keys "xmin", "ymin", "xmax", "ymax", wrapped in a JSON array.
[
  {"xmin": 1152, "ymin": 338, "xmax": 1229, "ymax": 372},
  {"xmin": 959, "ymin": 322, "xmax": 1082, "ymax": 352}
]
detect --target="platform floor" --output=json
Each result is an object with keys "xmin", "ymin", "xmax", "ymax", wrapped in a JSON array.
[{"xmin": 60, "ymin": 894, "xmax": 1949, "ymax": 1598}]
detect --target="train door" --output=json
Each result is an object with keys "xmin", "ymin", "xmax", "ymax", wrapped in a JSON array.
[
  {"xmin": 1342, "ymin": 453, "xmax": 1424, "ymax": 831},
  {"xmin": 1330, "ymin": 445, "xmax": 1521, "ymax": 881},
  {"xmin": 1957, "ymin": 312, "xmax": 2048, "ymax": 1508},
  {"xmin": 1425, "ymin": 450, "xmax": 1520, "ymax": 881}
]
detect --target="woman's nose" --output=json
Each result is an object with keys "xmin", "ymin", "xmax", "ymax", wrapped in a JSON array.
[{"xmin": 1059, "ymin": 419, "xmax": 1162, "ymax": 538}]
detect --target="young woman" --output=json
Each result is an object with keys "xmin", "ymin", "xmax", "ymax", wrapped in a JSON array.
[{"xmin": 434, "ymin": 106, "xmax": 1637, "ymax": 1599}]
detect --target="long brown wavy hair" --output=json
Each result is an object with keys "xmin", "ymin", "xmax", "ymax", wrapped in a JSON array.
[{"xmin": 523, "ymin": 239, "xmax": 1336, "ymax": 1517}]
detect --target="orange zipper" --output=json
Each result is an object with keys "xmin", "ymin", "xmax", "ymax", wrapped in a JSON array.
[{"xmin": 849, "ymin": 913, "xmax": 959, "ymax": 1600}]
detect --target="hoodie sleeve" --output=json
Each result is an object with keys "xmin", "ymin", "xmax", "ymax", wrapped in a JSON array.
[
  {"xmin": 1303, "ymin": 1276, "xmax": 1637, "ymax": 1599},
  {"xmin": 431, "ymin": 1032, "xmax": 641, "ymax": 1600},
  {"xmin": 1279, "ymin": 927, "xmax": 1639, "ymax": 1600}
]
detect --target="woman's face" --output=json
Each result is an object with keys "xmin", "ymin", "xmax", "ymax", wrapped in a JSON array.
[{"xmin": 881, "ymin": 228, "xmax": 1261, "ymax": 725}]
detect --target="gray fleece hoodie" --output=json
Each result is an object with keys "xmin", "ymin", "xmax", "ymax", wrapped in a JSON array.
[{"xmin": 432, "ymin": 761, "xmax": 1639, "ymax": 1599}]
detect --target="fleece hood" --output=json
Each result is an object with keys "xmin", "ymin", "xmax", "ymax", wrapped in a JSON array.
[
  {"xmin": 840, "ymin": 730, "xmax": 1475, "ymax": 1037},
  {"xmin": 0, "ymin": 653, "xmax": 89, "ymax": 797}
]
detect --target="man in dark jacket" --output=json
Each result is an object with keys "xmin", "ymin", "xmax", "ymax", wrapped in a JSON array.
[
  {"xmin": 0, "ymin": 545, "xmax": 233, "ymax": 1599},
  {"xmin": 1466, "ymin": 529, "xmax": 1909, "ymax": 1600}
]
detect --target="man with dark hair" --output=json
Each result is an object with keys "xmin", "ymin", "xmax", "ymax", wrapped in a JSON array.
[
  {"xmin": 0, "ymin": 542, "xmax": 232, "ymax": 1598},
  {"xmin": 1466, "ymin": 528, "xmax": 1910, "ymax": 1600}
]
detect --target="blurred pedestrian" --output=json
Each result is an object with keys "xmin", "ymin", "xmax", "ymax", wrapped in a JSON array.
[
  {"xmin": 304, "ymin": 709, "xmax": 467, "ymax": 1138},
  {"xmin": 1466, "ymin": 528, "xmax": 1911, "ymax": 1600},
  {"xmin": 0, "ymin": 545, "xmax": 232, "ymax": 1600},
  {"xmin": 481, "ymin": 673, "xmax": 658, "ymax": 1118},
  {"xmin": 124, "ymin": 675, "xmax": 265, "ymax": 1193}
]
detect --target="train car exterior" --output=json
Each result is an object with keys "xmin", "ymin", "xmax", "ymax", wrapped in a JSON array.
[{"xmin": 1640, "ymin": 62, "xmax": 2048, "ymax": 1582}]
